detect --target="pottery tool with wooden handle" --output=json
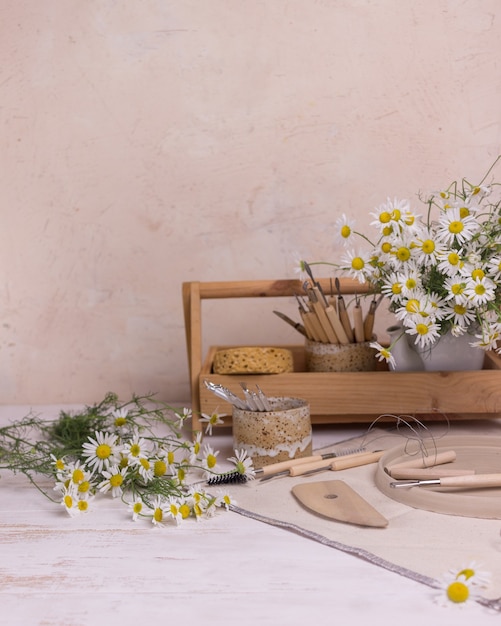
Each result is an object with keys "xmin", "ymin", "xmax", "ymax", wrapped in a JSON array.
[
  {"xmin": 258, "ymin": 447, "xmax": 367, "ymax": 480},
  {"xmin": 273, "ymin": 310, "xmax": 308, "ymax": 337},
  {"xmin": 292, "ymin": 480, "xmax": 389, "ymax": 527},
  {"xmin": 305, "ymin": 285, "xmax": 338, "ymax": 344},
  {"xmin": 363, "ymin": 294, "xmax": 383, "ymax": 341},
  {"xmin": 388, "ymin": 467, "xmax": 475, "ymax": 480},
  {"xmin": 334, "ymin": 277, "xmax": 355, "ymax": 343},
  {"xmin": 353, "ymin": 295, "xmax": 365, "ymax": 343},
  {"xmin": 385, "ymin": 450, "xmax": 456, "ymax": 475},
  {"xmin": 288, "ymin": 450, "xmax": 384, "ymax": 477},
  {"xmin": 390, "ymin": 473, "xmax": 501, "ymax": 489},
  {"xmin": 295, "ymin": 293, "xmax": 323, "ymax": 341}
]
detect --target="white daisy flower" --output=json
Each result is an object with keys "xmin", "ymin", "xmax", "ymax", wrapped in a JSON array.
[
  {"xmin": 334, "ymin": 213, "xmax": 357, "ymax": 246},
  {"xmin": 199, "ymin": 409, "xmax": 226, "ymax": 435},
  {"xmin": 128, "ymin": 496, "xmax": 144, "ymax": 522},
  {"xmin": 380, "ymin": 273, "xmax": 403, "ymax": 302},
  {"xmin": 150, "ymin": 495, "xmax": 168, "ymax": 527},
  {"xmin": 82, "ymin": 431, "xmax": 121, "ymax": 473},
  {"xmin": 201, "ymin": 444, "xmax": 219, "ymax": 475},
  {"xmin": 404, "ymin": 318, "xmax": 441, "ymax": 348},
  {"xmin": 215, "ymin": 491, "xmax": 238, "ymax": 510},
  {"xmin": 122, "ymin": 431, "xmax": 150, "ymax": 462},
  {"xmin": 443, "ymin": 302, "xmax": 478, "ymax": 327},
  {"xmin": 98, "ymin": 464, "xmax": 128, "ymax": 498},
  {"xmin": 464, "ymin": 276, "xmax": 496, "ymax": 306},
  {"xmin": 165, "ymin": 496, "xmax": 186, "ymax": 524},
  {"xmin": 412, "ymin": 228, "xmax": 447, "ymax": 266},
  {"xmin": 340, "ymin": 248, "xmax": 372, "ymax": 282},
  {"xmin": 111, "ymin": 407, "xmax": 129, "ymax": 431},
  {"xmin": 228, "ymin": 448, "xmax": 256, "ymax": 479},
  {"xmin": 136, "ymin": 457, "xmax": 155, "ymax": 482},
  {"xmin": 486, "ymin": 255, "xmax": 501, "ymax": 281},
  {"xmin": 436, "ymin": 248, "xmax": 465, "ymax": 277},
  {"xmin": 443, "ymin": 276, "xmax": 468, "ymax": 303},
  {"xmin": 437, "ymin": 206, "xmax": 480, "ymax": 245},
  {"xmin": 434, "ymin": 572, "xmax": 478, "ymax": 607},
  {"xmin": 369, "ymin": 341, "xmax": 396, "ymax": 370}
]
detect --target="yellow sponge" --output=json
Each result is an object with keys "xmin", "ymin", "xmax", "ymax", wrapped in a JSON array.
[{"xmin": 212, "ymin": 347, "xmax": 294, "ymax": 375}]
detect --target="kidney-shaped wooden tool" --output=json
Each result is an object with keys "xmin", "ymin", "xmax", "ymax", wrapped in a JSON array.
[{"xmin": 292, "ymin": 480, "xmax": 388, "ymax": 528}]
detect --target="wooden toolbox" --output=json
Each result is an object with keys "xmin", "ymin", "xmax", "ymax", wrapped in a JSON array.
[{"xmin": 182, "ymin": 279, "xmax": 501, "ymax": 432}]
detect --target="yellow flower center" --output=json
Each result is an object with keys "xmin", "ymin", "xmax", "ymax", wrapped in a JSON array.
[
  {"xmin": 110, "ymin": 473, "xmax": 124, "ymax": 488},
  {"xmin": 194, "ymin": 503, "xmax": 203, "ymax": 517},
  {"xmin": 340, "ymin": 225, "xmax": 351, "ymax": 238},
  {"xmin": 170, "ymin": 503, "xmax": 179, "ymax": 516},
  {"xmin": 457, "ymin": 568, "xmax": 475, "ymax": 580},
  {"xmin": 392, "ymin": 209, "xmax": 401, "ymax": 221},
  {"xmin": 382, "ymin": 225, "xmax": 393, "ymax": 236},
  {"xmin": 78, "ymin": 481, "xmax": 90, "ymax": 493},
  {"xmin": 77, "ymin": 500, "xmax": 89, "ymax": 512},
  {"xmin": 206, "ymin": 454, "xmax": 217, "ymax": 469},
  {"xmin": 114, "ymin": 417, "xmax": 127, "ymax": 427},
  {"xmin": 474, "ymin": 283, "xmax": 486, "ymax": 296},
  {"xmin": 179, "ymin": 503, "xmax": 191, "ymax": 519},
  {"xmin": 451, "ymin": 283, "xmax": 464, "ymax": 296},
  {"xmin": 405, "ymin": 299, "xmax": 420, "ymax": 313},
  {"xmin": 421, "ymin": 239, "xmax": 435, "ymax": 254},
  {"xmin": 154, "ymin": 508, "xmax": 163, "ymax": 523},
  {"xmin": 391, "ymin": 283, "xmax": 402, "ymax": 295},
  {"xmin": 471, "ymin": 268, "xmax": 484, "ymax": 280},
  {"xmin": 168, "ymin": 450, "xmax": 175, "ymax": 464},
  {"xmin": 140, "ymin": 458, "xmax": 151, "ymax": 470},
  {"xmin": 96, "ymin": 444, "xmax": 112, "ymax": 460},
  {"xmin": 396, "ymin": 247, "xmax": 411, "ymax": 262},
  {"xmin": 133, "ymin": 502, "xmax": 143, "ymax": 515},
  {"xmin": 379, "ymin": 211, "xmax": 391, "ymax": 223},
  {"xmin": 72, "ymin": 468, "xmax": 84, "ymax": 484},
  {"xmin": 448, "ymin": 252, "xmax": 460, "ymax": 266},
  {"xmin": 55, "ymin": 459, "xmax": 65, "ymax": 470},
  {"xmin": 351, "ymin": 257, "xmax": 365, "ymax": 271},
  {"xmin": 405, "ymin": 278, "xmax": 417, "ymax": 290},
  {"xmin": 129, "ymin": 444, "xmax": 141, "ymax": 457},
  {"xmin": 448, "ymin": 220, "xmax": 464, "ymax": 234},
  {"xmin": 154, "ymin": 460, "xmax": 167, "ymax": 477},
  {"xmin": 415, "ymin": 323, "xmax": 429, "ymax": 336},
  {"xmin": 64, "ymin": 494, "xmax": 73, "ymax": 508},
  {"xmin": 404, "ymin": 213, "xmax": 415, "ymax": 226},
  {"xmin": 381, "ymin": 241, "xmax": 392, "ymax": 254},
  {"xmin": 447, "ymin": 581, "xmax": 469, "ymax": 603},
  {"xmin": 453, "ymin": 303, "xmax": 467, "ymax": 315}
]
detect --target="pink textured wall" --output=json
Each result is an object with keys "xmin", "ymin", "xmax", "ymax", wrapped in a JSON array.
[{"xmin": 2, "ymin": 1, "xmax": 501, "ymax": 403}]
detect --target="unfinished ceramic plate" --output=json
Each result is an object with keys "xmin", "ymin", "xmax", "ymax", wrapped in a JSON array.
[{"xmin": 375, "ymin": 435, "xmax": 501, "ymax": 519}]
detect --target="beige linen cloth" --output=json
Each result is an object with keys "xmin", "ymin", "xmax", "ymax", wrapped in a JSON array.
[{"xmin": 229, "ymin": 421, "xmax": 501, "ymax": 609}]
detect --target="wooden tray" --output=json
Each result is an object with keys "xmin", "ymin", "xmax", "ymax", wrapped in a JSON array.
[
  {"xmin": 182, "ymin": 279, "xmax": 501, "ymax": 432},
  {"xmin": 375, "ymin": 435, "xmax": 501, "ymax": 519}
]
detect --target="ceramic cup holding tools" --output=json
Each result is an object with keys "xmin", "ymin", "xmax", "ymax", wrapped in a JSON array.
[
  {"xmin": 232, "ymin": 397, "xmax": 312, "ymax": 469},
  {"xmin": 304, "ymin": 338, "xmax": 378, "ymax": 372}
]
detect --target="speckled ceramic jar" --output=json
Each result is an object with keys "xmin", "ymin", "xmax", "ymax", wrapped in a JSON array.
[
  {"xmin": 232, "ymin": 397, "xmax": 312, "ymax": 469},
  {"xmin": 305, "ymin": 339, "xmax": 377, "ymax": 372}
]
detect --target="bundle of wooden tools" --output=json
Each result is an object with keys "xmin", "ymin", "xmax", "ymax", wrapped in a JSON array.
[{"xmin": 274, "ymin": 263, "xmax": 383, "ymax": 344}]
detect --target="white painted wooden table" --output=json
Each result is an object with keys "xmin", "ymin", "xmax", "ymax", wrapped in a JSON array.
[{"xmin": 1, "ymin": 405, "xmax": 500, "ymax": 625}]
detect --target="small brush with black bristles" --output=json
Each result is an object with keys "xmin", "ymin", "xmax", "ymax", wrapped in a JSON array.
[{"xmin": 203, "ymin": 447, "xmax": 367, "ymax": 486}]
